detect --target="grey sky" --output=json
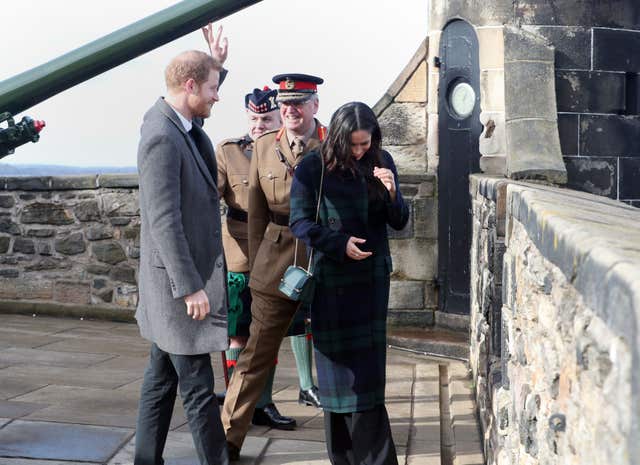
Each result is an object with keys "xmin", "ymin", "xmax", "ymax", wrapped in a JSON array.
[{"xmin": 1, "ymin": 0, "xmax": 427, "ymax": 167}]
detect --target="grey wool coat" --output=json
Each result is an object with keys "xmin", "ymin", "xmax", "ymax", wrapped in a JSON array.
[{"xmin": 136, "ymin": 97, "xmax": 228, "ymax": 355}]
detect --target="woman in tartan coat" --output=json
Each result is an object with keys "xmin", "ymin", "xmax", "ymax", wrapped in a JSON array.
[{"xmin": 290, "ymin": 102, "xmax": 409, "ymax": 465}]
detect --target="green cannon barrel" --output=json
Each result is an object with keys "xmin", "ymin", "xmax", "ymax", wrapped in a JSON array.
[{"xmin": 0, "ymin": 0, "xmax": 261, "ymax": 116}]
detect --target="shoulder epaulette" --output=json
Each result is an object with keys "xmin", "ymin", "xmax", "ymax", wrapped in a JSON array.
[
  {"xmin": 256, "ymin": 128, "xmax": 279, "ymax": 141},
  {"xmin": 220, "ymin": 136, "xmax": 247, "ymax": 146}
]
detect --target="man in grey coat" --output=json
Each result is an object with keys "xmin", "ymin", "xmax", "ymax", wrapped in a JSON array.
[{"xmin": 134, "ymin": 33, "xmax": 230, "ymax": 465}]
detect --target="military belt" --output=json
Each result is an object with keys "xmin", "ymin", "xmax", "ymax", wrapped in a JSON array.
[
  {"xmin": 269, "ymin": 212, "xmax": 290, "ymax": 226},
  {"xmin": 227, "ymin": 206, "xmax": 248, "ymax": 223}
]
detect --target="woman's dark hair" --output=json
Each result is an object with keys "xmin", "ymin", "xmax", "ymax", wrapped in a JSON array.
[
  {"xmin": 321, "ymin": 101, "xmax": 388, "ymax": 200},
  {"xmin": 322, "ymin": 102, "xmax": 383, "ymax": 172}
]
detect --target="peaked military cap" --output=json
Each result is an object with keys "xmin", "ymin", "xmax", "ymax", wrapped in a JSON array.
[
  {"xmin": 272, "ymin": 73, "xmax": 324, "ymax": 103},
  {"xmin": 245, "ymin": 86, "xmax": 279, "ymax": 114}
]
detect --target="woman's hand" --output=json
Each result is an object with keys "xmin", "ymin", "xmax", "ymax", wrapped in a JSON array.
[
  {"xmin": 346, "ymin": 236, "xmax": 373, "ymax": 261},
  {"xmin": 373, "ymin": 166, "xmax": 396, "ymax": 201},
  {"xmin": 202, "ymin": 23, "xmax": 228, "ymax": 64}
]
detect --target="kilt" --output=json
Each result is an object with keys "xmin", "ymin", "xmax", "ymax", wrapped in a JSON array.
[
  {"xmin": 229, "ymin": 273, "xmax": 307, "ymax": 338},
  {"xmin": 229, "ymin": 283, "xmax": 252, "ymax": 337}
]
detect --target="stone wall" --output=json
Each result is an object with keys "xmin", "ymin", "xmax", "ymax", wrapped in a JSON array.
[
  {"xmin": 0, "ymin": 175, "xmax": 140, "ymax": 319},
  {"xmin": 430, "ymin": 0, "xmax": 640, "ymax": 203},
  {"xmin": 0, "ymin": 173, "xmax": 435, "ymax": 326},
  {"xmin": 374, "ymin": 38, "xmax": 438, "ymax": 327},
  {"xmin": 470, "ymin": 174, "xmax": 640, "ymax": 465}
]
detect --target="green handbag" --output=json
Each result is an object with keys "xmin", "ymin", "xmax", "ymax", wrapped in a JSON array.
[{"xmin": 278, "ymin": 155, "xmax": 324, "ymax": 304}]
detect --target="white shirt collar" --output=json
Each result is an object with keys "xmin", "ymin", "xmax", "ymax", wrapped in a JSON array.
[{"xmin": 168, "ymin": 104, "xmax": 192, "ymax": 132}]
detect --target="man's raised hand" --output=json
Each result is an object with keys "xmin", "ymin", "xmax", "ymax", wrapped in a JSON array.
[{"xmin": 202, "ymin": 23, "xmax": 228, "ymax": 65}]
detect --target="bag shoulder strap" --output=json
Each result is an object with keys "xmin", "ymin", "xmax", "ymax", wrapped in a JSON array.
[{"xmin": 293, "ymin": 153, "xmax": 324, "ymax": 273}]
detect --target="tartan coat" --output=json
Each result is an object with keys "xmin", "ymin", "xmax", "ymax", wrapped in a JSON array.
[{"xmin": 289, "ymin": 150, "xmax": 409, "ymax": 413}]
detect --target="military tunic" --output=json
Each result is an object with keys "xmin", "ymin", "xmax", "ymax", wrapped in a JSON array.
[
  {"xmin": 247, "ymin": 120, "xmax": 325, "ymax": 296},
  {"xmin": 222, "ymin": 120, "xmax": 326, "ymax": 447},
  {"xmin": 216, "ymin": 135, "xmax": 253, "ymax": 337},
  {"xmin": 216, "ymin": 135, "xmax": 307, "ymax": 337}
]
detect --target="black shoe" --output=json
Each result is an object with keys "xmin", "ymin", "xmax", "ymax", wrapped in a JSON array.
[
  {"xmin": 227, "ymin": 441, "xmax": 240, "ymax": 461},
  {"xmin": 252, "ymin": 403, "xmax": 297, "ymax": 430},
  {"xmin": 298, "ymin": 386, "xmax": 322, "ymax": 408},
  {"xmin": 215, "ymin": 391, "xmax": 225, "ymax": 405}
]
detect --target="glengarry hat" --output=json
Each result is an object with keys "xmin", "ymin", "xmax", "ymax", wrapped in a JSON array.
[{"xmin": 245, "ymin": 86, "xmax": 279, "ymax": 113}]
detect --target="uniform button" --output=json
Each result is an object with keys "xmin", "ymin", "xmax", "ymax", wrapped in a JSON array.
[
  {"xmin": 267, "ymin": 173, "xmax": 273, "ymax": 180},
  {"xmin": 242, "ymin": 179, "xmax": 248, "ymax": 185},
  {"xmin": 216, "ymin": 260, "xmax": 223, "ymax": 268}
]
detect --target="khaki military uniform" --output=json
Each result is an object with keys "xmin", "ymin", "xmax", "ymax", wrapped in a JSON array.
[
  {"xmin": 222, "ymin": 120, "xmax": 325, "ymax": 447},
  {"xmin": 216, "ymin": 135, "xmax": 252, "ymax": 273}
]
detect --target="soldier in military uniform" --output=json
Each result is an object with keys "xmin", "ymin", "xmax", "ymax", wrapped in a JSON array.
[
  {"xmin": 215, "ymin": 87, "xmax": 296, "ymax": 430},
  {"xmin": 222, "ymin": 74, "xmax": 326, "ymax": 460}
]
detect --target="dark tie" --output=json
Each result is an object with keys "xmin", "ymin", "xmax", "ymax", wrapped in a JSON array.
[{"xmin": 189, "ymin": 127, "xmax": 216, "ymax": 179}]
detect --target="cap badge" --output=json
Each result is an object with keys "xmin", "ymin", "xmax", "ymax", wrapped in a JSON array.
[{"xmin": 285, "ymin": 78, "xmax": 295, "ymax": 90}]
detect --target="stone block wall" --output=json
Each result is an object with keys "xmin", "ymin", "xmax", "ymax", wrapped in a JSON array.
[
  {"xmin": 530, "ymin": 25, "xmax": 640, "ymax": 204},
  {"xmin": 375, "ymin": 38, "xmax": 438, "ymax": 327},
  {"xmin": 388, "ymin": 174, "xmax": 437, "ymax": 327},
  {"xmin": 430, "ymin": 0, "xmax": 640, "ymax": 203},
  {"xmin": 469, "ymin": 174, "xmax": 640, "ymax": 465},
  {"xmin": 0, "ymin": 173, "xmax": 435, "ymax": 326},
  {"xmin": 0, "ymin": 175, "xmax": 140, "ymax": 318}
]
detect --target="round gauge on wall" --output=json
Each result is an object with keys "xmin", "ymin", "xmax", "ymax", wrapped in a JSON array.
[{"xmin": 448, "ymin": 81, "xmax": 476, "ymax": 119}]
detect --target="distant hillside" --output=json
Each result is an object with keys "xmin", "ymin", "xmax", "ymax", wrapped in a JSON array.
[{"xmin": 0, "ymin": 164, "xmax": 137, "ymax": 176}]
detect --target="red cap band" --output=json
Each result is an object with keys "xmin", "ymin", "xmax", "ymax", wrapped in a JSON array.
[{"xmin": 279, "ymin": 80, "xmax": 317, "ymax": 91}]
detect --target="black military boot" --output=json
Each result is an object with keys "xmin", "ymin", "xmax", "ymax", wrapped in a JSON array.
[
  {"xmin": 298, "ymin": 385, "xmax": 322, "ymax": 408},
  {"xmin": 252, "ymin": 403, "xmax": 297, "ymax": 430}
]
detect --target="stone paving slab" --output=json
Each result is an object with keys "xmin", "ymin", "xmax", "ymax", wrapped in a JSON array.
[
  {"xmin": 95, "ymin": 356, "xmax": 150, "ymax": 373},
  {"xmin": 448, "ymin": 362, "xmax": 484, "ymax": 465},
  {"xmin": 455, "ymin": 450, "xmax": 485, "ymax": 465},
  {"xmin": 0, "ymin": 420, "xmax": 132, "ymax": 462},
  {"xmin": 15, "ymin": 385, "xmax": 186, "ymax": 429},
  {"xmin": 0, "ymin": 347, "xmax": 114, "ymax": 368},
  {"xmin": 0, "ymin": 459, "xmax": 89, "ymax": 465},
  {"xmin": 0, "ymin": 315, "xmax": 88, "ymax": 333},
  {"xmin": 36, "ymin": 338, "xmax": 151, "ymax": 358},
  {"xmin": 1, "ymin": 365, "xmax": 141, "ymax": 391},
  {"xmin": 47, "ymin": 326, "xmax": 133, "ymax": 340},
  {"xmin": 108, "ymin": 432, "xmax": 269, "ymax": 465},
  {"xmin": 0, "ymin": 400, "xmax": 48, "ymax": 419},
  {"xmin": 0, "ymin": 315, "xmax": 485, "ymax": 464},
  {"xmin": 12, "ymin": 385, "xmax": 138, "ymax": 412},
  {"xmin": 257, "ymin": 438, "xmax": 329, "ymax": 465},
  {"xmin": 254, "ymin": 424, "xmax": 327, "ymax": 443},
  {"xmin": 0, "ymin": 376, "xmax": 48, "ymax": 400},
  {"xmin": 0, "ymin": 330, "xmax": 64, "ymax": 349}
]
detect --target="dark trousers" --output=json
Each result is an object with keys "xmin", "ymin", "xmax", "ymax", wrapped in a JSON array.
[
  {"xmin": 134, "ymin": 343, "xmax": 228, "ymax": 465},
  {"xmin": 324, "ymin": 405, "xmax": 398, "ymax": 465}
]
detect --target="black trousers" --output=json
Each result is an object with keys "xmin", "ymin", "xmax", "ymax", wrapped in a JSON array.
[
  {"xmin": 134, "ymin": 343, "xmax": 228, "ymax": 465},
  {"xmin": 324, "ymin": 405, "xmax": 398, "ymax": 465}
]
